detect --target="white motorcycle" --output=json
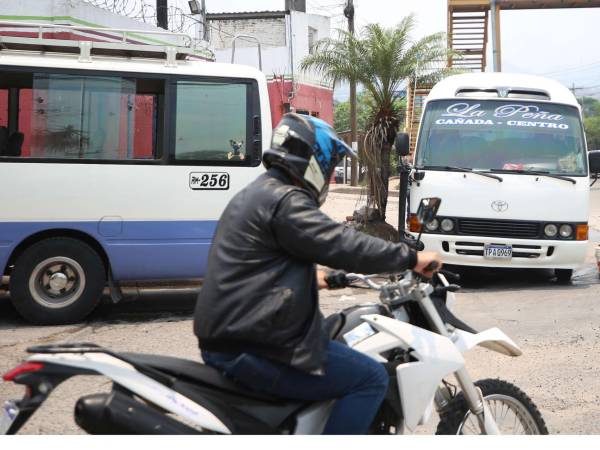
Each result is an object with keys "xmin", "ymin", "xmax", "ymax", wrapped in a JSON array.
[{"xmin": 1, "ymin": 198, "xmax": 548, "ymax": 435}]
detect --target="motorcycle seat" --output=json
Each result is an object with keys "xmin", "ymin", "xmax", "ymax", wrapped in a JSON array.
[
  {"xmin": 123, "ymin": 352, "xmax": 294, "ymax": 403},
  {"xmin": 323, "ymin": 313, "xmax": 345, "ymax": 339}
]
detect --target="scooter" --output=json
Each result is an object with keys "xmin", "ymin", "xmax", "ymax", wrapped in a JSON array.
[{"xmin": 0, "ymin": 198, "xmax": 548, "ymax": 435}]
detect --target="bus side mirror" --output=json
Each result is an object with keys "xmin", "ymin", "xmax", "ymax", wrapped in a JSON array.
[
  {"xmin": 394, "ymin": 133, "xmax": 410, "ymax": 157},
  {"xmin": 589, "ymin": 150, "xmax": 600, "ymax": 174}
]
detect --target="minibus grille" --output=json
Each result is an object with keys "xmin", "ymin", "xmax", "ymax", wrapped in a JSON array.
[{"xmin": 457, "ymin": 218, "xmax": 540, "ymax": 239}]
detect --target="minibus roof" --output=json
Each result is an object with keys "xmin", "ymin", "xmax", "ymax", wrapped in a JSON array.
[
  {"xmin": 427, "ymin": 72, "xmax": 580, "ymax": 109},
  {"xmin": 0, "ymin": 50, "xmax": 265, "ymax": 82}
]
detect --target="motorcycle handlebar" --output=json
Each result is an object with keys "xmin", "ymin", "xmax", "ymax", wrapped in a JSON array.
[{"xmin": 398, "ymin": 235, "xmax": 425, "ymax": 251}]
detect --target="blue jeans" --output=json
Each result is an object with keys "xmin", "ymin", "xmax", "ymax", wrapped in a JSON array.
[{"xmin": 202, "ymin": 340, "xmax": 389, "ymax": 435}]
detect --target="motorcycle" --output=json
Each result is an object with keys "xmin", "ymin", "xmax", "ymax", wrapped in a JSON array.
[{"xmin": 0, "ymin": 198, "xmax": 548, "ymax": 435}]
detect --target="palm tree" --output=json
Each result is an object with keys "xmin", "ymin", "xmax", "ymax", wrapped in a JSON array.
[{"xmin": 301, "ymin": 14, "xmax": 455, "ymax": 222}]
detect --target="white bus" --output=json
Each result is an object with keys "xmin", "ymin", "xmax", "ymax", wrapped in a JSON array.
[
  {"xmin": 407, "ymin": 73, "xmax": 600, "ymax": 282},
  {"xmin": 0, "ymin": 26, "xmax": 269, "ymax": 324}
]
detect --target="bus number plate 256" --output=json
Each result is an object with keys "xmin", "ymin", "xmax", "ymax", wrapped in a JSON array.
[{"xmin": 190, "ymin": 172, "xmax": 230, "ymax": 190}]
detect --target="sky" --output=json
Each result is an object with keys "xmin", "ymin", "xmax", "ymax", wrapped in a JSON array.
[{"xmin": 202, "ymin": 0, "xmax": 600, "ymax": 100}]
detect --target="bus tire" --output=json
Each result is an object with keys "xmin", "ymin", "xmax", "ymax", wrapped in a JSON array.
[{"xmin": 9, "ymin": 237, "xmax": 106, "ymax": 325}]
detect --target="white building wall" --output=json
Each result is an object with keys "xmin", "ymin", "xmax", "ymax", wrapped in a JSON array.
[
  {"xmin": 210, "ymin": 10, "xmax": 331, "ymax": 87},
  {"xmin": 0, "ymin": 0, "xmax": 189, "ymax": 46},
  {"xmin": 210, "ymin": 17, "xmax": 287, "ymax": 50}
]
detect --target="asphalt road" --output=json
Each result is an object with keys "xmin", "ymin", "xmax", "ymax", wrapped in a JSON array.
[{"xmin": 1, "ymin": 188, "xmax": 600, "ymax": 434}]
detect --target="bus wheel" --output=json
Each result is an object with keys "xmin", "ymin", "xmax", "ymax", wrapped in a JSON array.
[
  {"xmin": 9, "ymin": 238, "xmax": 106, "ymax": 325},
  {"xmin": 554, "ymin": 269, "xmax": 573, "ymax": 284}
]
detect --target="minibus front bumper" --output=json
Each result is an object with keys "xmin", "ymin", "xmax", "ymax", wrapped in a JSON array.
[{"xmin": 420, "ymin": 234, "xmax": 588, "ymax": 269}]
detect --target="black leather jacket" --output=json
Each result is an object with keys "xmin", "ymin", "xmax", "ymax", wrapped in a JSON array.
[{"xmin": 193, "ymin": 168, "xmax": 417, "ymax": 374}]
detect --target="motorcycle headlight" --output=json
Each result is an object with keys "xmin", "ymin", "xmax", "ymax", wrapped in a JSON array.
[
  {"xmin": 425, "ymin": 218, "xmax": 439, "ymax": 232},
  {"xmin": 559, "ymin": 224, "xmax": 573, "ymax": 238},
  {"xmin": 544, "ymin": 224, "xmax": 558, "ymax": 238},
  {"xmin": 440, "ymin": 218, "xmax": 455, "ymax": 232}
]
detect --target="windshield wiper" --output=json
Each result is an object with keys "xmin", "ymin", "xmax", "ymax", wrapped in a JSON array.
[
  {"xmin": 489, "ymin": 169, "xmax": 576, "ymax": 185},
  {"xmin": 419, "ymin": 165, "xmax": 503, "ymax": 182}
]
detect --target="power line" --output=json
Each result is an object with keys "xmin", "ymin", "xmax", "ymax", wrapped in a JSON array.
[{"xmin": 539, "ymin": 60, "xmax": 600, "ymax": 76}]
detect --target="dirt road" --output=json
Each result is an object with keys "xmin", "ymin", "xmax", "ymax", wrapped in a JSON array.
[{"xmin": 1, "ymin": 188, "xmax": 599, "ymax": 434}]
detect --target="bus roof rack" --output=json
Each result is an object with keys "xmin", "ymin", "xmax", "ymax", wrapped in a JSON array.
[{"xmin": 0, "ymin": 21, "xmax": 213, "ymax": 66}]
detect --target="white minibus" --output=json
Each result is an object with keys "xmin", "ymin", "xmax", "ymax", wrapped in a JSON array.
[
  {"xmin": 407, "ymin": 73, "xmax": 600, "ymax": 281},
  {"xmin": 0, "ymin": 25, "xmax": 269, "ymax": 323}
]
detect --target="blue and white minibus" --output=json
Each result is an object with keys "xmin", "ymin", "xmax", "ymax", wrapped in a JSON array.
[{"xmin": 0, "ymin": 26, "xmax": 269, "ymax": 323}]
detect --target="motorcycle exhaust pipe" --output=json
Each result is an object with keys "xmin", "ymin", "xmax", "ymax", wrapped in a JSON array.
[{"xmin": 75, "ymin": 390, "xmax": 204, "ymax": 435}]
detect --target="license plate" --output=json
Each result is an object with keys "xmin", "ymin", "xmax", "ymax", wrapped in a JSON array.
[
  {"xmin": 0, "ymin": 401, "xmax": 19, "ymax": 434},
  {"xmin": 484, "ymin": 245, "xmax": 513, "ymax": 260}
]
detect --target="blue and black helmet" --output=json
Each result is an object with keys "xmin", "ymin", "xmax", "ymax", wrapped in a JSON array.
[{"xmin": 264, "ymin": 113, "xmax": 357, "ymax": 205}]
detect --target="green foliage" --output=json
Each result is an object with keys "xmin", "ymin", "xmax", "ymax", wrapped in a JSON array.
[
  {"xmin": 585, "ymin": 115, "xmax": 600, "ymax": 150},
  {"xmin": 580, "ymin": 97, "xmax": 600, "ymax": 149},
  {"xmin": 302, "ymin": 14, "xmax": 452, "ymax": 221},
  {"xmin": 333, "ymin": 91, "xmax": 374, "ymax": 132}
]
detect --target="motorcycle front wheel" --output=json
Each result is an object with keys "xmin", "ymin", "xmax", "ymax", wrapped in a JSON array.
[{"xmin": 436, "ymin": 379, "xmax": 549, "ymax": 435}]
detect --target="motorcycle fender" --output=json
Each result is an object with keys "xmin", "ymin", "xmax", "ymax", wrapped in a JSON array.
[
  {"xmin": 356, "ymin": 315, "xmax": 465, "ymax": 432},
  {"xmin": 26, "ymin": 353, "xmax": 231, "ymax": 434},
  {"xmin": 452, "ymin": 328, "xmax": 522, "ymax": 357}
]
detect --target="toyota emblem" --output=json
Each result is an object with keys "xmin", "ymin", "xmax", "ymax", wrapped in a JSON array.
[{"xmin": 491, "ymin": 200, "xmax": 509, "ymax": 212}]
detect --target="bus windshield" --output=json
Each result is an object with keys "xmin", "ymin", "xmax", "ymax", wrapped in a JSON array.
[{"xmin": 415, "ymin": 100, "xmax": 587, "ymax": 176}]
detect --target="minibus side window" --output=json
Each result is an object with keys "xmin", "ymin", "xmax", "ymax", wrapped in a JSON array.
[
  {"xmin": 174, "ymin": 80, "xmax": 251, "ymax": 165},
  {"xmin": 0, "ymin": 70, "xmax": 164, "ymax": 161}
]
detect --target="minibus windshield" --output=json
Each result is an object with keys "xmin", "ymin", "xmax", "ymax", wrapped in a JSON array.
[{"xmin": 415, "ymin": 100, "xmax": 587, "ymax": 176}]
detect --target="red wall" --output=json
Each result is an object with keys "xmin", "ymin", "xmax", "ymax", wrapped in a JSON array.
[{"xmin": 268, "ymin": 79, "xmax": 334, "ymax": 128}]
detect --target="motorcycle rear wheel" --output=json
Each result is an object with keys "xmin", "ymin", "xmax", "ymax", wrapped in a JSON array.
[{"xmin": 436, "ymin": 379, "xmax": 548, "ymax": 435}]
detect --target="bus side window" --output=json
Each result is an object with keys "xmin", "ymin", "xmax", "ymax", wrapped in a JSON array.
[
  {"xmin": 0, "ymin": 69, "xmax": 165, "ymax": 161},
  {"xmin": 173, "ymin": 79, "xmax": 260, "ymax": 166}
]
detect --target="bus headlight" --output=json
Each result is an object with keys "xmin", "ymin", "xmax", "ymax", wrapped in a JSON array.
[
  {"xmin": 440, "ymin": 218, "xmax": 455, "ymax": 232},
  {"xmin": 559, "ymin": 224, "xmax": 573, "ymax": 238},
  {"xmin": 425, "ymin": 219, "xmax": 439, "ymax": 232},
  {"xmin": 544, "ymin": 224, "xmax": 558, "ymax": 238}
]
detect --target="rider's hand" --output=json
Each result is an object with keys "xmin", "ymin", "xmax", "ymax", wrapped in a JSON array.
[
  {"xmin": 321, "ymin": 270, "xmax": 349, "ymax": 290},
  {"xmin": 413, "ymin": 251, "xmax": 443, "ymax": 277}
]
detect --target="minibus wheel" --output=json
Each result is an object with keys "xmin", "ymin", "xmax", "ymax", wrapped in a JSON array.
[
  {"xmin": 9, "ymin": 237, "xmax": 106, "ymax": 325},
  {"xmin": 554, "ymin": 269, "xmax": 573, "ymax": 284}
]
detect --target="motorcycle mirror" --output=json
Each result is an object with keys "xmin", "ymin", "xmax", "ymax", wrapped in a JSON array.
[
  {"xmin": 416, "ymin": 197, "xmax": 442, "ymax": 226},
  {"xmin": 394, "ymin": 133, "xmax": 410, "ymax": 157}
]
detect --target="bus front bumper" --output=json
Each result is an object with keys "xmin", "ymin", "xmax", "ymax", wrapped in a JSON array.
[{"xmin": 420, "ymin": 234, "xmax": 588, "ymax": 269}]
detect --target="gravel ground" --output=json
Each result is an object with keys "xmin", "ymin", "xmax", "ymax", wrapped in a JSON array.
[{"xmin": 1, "ymin": 186, "xmax": 599, "ymax": 434}]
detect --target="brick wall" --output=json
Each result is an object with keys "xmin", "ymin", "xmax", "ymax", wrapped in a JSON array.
[{"xmin": 209, "ymin": 18, "xmax": 286, "ymax": 50}]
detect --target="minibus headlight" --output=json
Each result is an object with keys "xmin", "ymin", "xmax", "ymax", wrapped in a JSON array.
[
  {"xmin": 544, "ymin": 224, "xmax": 558, "ymax": 238},
  {"xmin": 425, "ymin": 219, "xmax": 439, "ymax": 232},
  {"xmin": 559, "ymin": 224, "xmax": 573, "ymax": 238},
  {"xmin": 440, "ymin": 218, "xmax": 455, "ymax": 232}
]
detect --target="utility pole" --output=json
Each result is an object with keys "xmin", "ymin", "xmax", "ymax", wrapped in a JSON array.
[
  {"xmin": 157, "ymin": 0, "xmax": 168, "ymax": 30},
  {"xmin": 201, "ymin": 0, "xmax": 209, "ymax": 41},
  {"xmin": 344, "ymin": 0, "xmax": 358, "ymax": 186},
  {"xmin": 490, "ymin": 0, "xmax": 501, "ymax": 71}
]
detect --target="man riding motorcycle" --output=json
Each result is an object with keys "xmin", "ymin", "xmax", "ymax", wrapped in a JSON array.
[{"xmin": 193, "ymin": 113, "xmax": 441, "ymax": 434}]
